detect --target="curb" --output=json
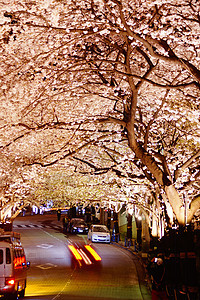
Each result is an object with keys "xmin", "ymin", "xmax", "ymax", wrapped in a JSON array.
[{"xmin": 111, "ymin": 241, "xmax": 152, "ymax": 298}]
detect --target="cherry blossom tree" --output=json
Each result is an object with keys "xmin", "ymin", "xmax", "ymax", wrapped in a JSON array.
[{"xmin": 0, "ymin": 0, "xmax": 199, "ymax": 227}]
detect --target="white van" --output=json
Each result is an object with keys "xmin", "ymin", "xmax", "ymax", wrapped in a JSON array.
[{"xmin": 0, "ymin": 231, "xmax": 30, "ymax": 300}]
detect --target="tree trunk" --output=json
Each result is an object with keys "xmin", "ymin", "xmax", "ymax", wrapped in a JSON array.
[
  {"xmin": 165, "ymin": 185, "xmax": 185, "ymax": 225},
  {"xmin": 127, "ymin": 131, "xmax": 189, "ymax": 226}
]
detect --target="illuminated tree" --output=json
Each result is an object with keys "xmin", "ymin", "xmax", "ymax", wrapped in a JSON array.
[{"xmin": 0, "ymin": 0, "xmax": 199, "ymax": 227}]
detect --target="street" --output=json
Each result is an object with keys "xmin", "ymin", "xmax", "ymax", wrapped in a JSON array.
[{"xmin": 13, "ymin": 214, "xmax": 151, "ymax": 300}]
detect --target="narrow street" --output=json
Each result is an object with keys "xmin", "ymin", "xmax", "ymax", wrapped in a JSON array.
[{"xmin": 13, "ymin": 214, "xmax": 151, "ymax": 300}]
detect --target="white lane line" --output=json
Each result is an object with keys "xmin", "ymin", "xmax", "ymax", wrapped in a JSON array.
[
  {"xmin": 37, "ymin": 263, "xmax": 57, "ymax": 270},
  {"xmin": 36, "ymin": 243, "xmax": 53, "ymax": 249}
]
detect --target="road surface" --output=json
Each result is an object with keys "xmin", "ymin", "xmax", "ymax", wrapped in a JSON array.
[{"xmin": 13, "ymin": 214, "xmax": 151, "ymax": 300}]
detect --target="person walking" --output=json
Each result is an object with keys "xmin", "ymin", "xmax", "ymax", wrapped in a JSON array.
[
  {"xmin": 57, "ymin": 209, "xmax": 61, "ymax": 221},
  {"xmin": 147, "ymin": 256, "xmax": 169, "ymax": 300},
  {"xmin": 62, "ymin": 216, "xmax": 69, "ymax": 233}
]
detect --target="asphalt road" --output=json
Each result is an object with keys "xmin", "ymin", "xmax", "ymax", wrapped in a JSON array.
[{"xmin": 13, "ymin": 214, "xmax": 151, "ymax": 300}]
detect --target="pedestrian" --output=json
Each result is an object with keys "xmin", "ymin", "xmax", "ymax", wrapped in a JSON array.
[
  {"xmin": 147, "ymin": 256, "xmax": 169, "ymax": 300},
  {"xmin": 62, "ymin": 216, "xmax": 68, "ymax": 233},
  {"xmin": 57, "ymin": 209, "xmax": 61, "ymax": 221}
]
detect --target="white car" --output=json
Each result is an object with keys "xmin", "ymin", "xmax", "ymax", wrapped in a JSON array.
[{"xmin": 88, "ymin": 225, "xmax": 111, "ymax": 243}]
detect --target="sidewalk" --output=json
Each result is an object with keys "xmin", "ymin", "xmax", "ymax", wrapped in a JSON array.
[{"xmin": 112, "ymin": 237, "xmax": 200, "ymax": 300}]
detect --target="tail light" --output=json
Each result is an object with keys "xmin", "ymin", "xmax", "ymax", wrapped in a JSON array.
[
  {"xmin": 84, "ymin": 245, "xmax": 102, "ymax": 261},
  {"xmin": 68, "ymin": 244, "xmax": 102, "ymax": 269},
  {"xmin": 5, "ymin": 278, "xmax": 15, "ymax": 285},
  {"xmin": 68, "ymin": 245, "xmax": 83, "ymax": 261},
  {"xmin": 78, "ymin": 249, "xmax": 92, "ymax": 265}
]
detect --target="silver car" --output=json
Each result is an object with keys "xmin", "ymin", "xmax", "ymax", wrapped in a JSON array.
[{"xmin": 88, "ymin": 225, "xmax": 110, "ymax": 243}]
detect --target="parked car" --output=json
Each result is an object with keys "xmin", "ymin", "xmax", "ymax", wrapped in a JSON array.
[
  {"xmin": 68, "ymin": 218, "xmax": 89, "ymax": 234},
  {"xmin": 88, "ymin": 225, "xmax": 111, "ymax": 243}
]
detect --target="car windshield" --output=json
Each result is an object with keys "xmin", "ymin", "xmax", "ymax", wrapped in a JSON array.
[
  {"xmin": 73, "ymin": 219, "xmax": 85, "ymax": 225},
  {"xmin": 93, "ymin": 226, "xmax": 108, "ymax": 232}
]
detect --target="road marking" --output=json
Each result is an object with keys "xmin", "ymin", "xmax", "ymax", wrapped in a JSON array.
[
  {"xmin": 36, "ymin": 243, "xmax": 53, "ymax": 249},
  {"xmin": 37, "ymin": 263, "xmax": 57, "ymax": 270},
  {"xmin": 51, "ymin": 269, "xmax": 76, "ymax": 300},
  {"xmin": 77, "ymin": 234, "xmax": 88, "ymax": 244},
  {"xmin": 13, "ymin": 224, "xmax": 62, "ymax": 230}
]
